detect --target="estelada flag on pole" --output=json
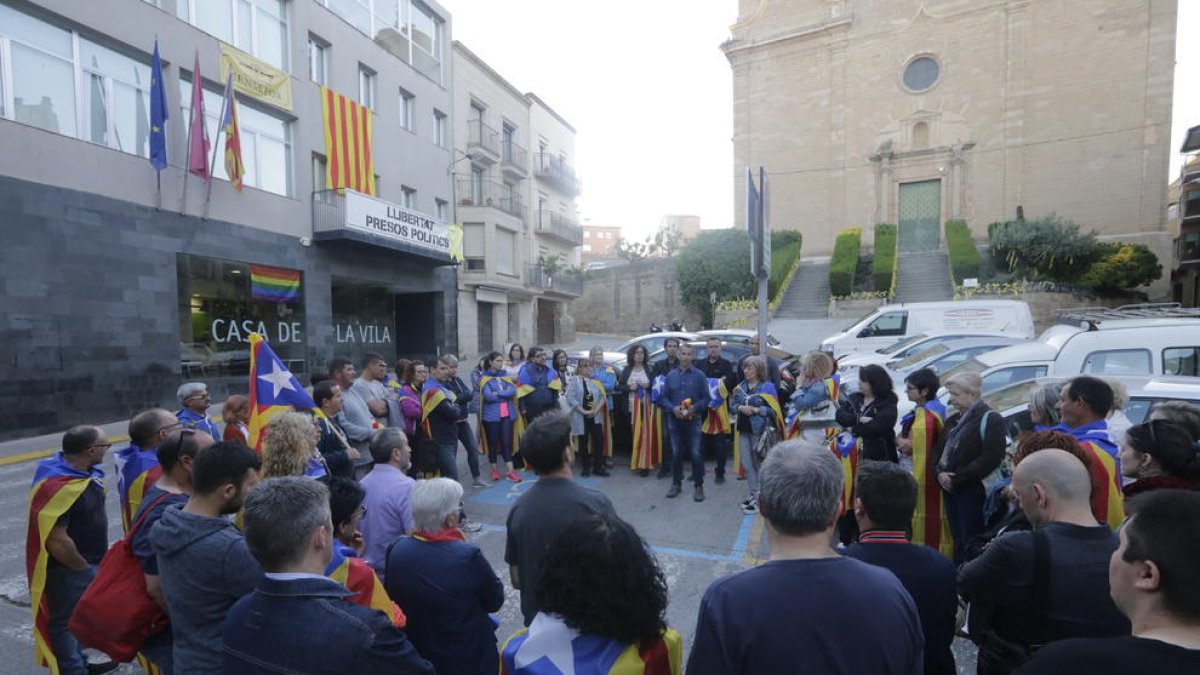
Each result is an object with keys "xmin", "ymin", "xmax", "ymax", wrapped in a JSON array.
[
  {"xmin": 26, "ymin": 454, "xmax": 104, "ymax": 673},
  {"xmin": 319, "ymin": 86, "xmax": 375, "ymax": 195},
  {"xmin": 247, "ymin": 332, "xmax": 318, "ymax": 451}
]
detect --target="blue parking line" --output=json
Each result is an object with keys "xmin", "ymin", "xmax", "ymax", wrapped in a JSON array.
[{"xmin": 730, "ymin": 514, "xmax": 756, "ymax": 559}]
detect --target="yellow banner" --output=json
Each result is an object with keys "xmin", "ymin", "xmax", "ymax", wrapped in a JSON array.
[{"xmin": 219, "ymin": 43, "xmax": 293, "ymax": 111}]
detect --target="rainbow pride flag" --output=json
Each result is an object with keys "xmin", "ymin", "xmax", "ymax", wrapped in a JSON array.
[{"xmin": 250, "ymin": 264, "xmax": 301, "ymax": 303}]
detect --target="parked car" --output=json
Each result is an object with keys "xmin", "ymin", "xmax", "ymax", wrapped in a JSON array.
[
  {"xmin": 836, "ymin": 331, "xmax": 1020, "ymax": 373},
  {"xmin": 696, "ymin": 329, "xmax": 782, "ymax": 349},
  {"xmin": 936, "ymin": 318, "xmax": 1200, "ymax": 394},
  {"xmin": 978, "ymin": 375, "xmax": 1200, "ymax": 447},
  {"xmin": 645, "ymin": 341, "xmax": 798, "ymax": 399},
  {"xmin": 888, "ymin": 337, "xmax": 1029, "ymax": 378},
  {"xmin": 820, "ymin": 300, "xmax": 1034, "ymax": 358},
  {"xmin": 577, "ymin": 330, "xmax": 700, "ymax": 366}
]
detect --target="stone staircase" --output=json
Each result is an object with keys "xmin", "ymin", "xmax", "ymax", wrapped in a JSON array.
[
  {"xmin": 773, "ymin": 262, "xmax": 831, "ymax": 319},
  {"xmin": 893, "ymin": 250, "xmax": 954, "ymax": 303}
]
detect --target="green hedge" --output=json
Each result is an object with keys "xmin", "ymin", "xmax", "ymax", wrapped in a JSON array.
[
  {"xmin": 1080, "ymin": 242, "xmax": 1161, "ymax": 293},
  {"xmin": 829, "ymin": 228, "xmax": 862, "ymax": 296},
  {"xmin": 946, "ymin": 219, "xmax": 982, "ymax": 284},
  {"xmin": 768, "ymin": 234, "xmax": 802, "ymax": 301},
  {"xmin": 872, "ymin": 224, "xmax": 897, "ymax": 292}
]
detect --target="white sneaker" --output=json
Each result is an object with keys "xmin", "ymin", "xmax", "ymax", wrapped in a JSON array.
[{"xmin": 742, "ymin": 499, "xmax": 759, "ymax": 515}]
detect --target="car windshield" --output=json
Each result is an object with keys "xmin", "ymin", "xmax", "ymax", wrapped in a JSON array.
[
  {"xmin": 842, "ymin": 310, "xmax": 876, "ymax": 332},
  {"xmin": 939, "ymin": 357, "xmax": 987, "ymax": 381},
  {"xmin": 878, "ymin": 333, "xmax": 927, "ymax": 355},
  {"xmin": 984, "ymin": 379, "xmax": 1044, "ymax": 413},
  {"xmin": 892, "ymin": 344, "xmax": 949, "ymax": 370}
]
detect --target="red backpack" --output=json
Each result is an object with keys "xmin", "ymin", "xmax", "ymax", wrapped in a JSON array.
[{"xmin": 69, "ymin": 492, "xmax": 174, "ymax": 662}]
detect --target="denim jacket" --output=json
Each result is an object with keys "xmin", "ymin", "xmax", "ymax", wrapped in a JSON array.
[
  {"xmin": 790, "ymin": 379, "xmax": 831, "ymax": 412},
  {"xmin": 730, "ymin": 381, "xmax": 775, "ymax": 435},
  {"xmin": 223, "ymin": 575, "xmax": 433, "ymax": 674}
]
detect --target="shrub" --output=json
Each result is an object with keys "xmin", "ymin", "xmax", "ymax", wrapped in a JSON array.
[
  {"xmin": 988, "ymin": 214, "xmax": 1097, "ymax": 281},
  {"xmin": 946, "ymin": 219, "xmax": 982, "ymax": 284},
  {"xmin": 1079, "ymin": 243, "xmax": 1161, "ymax": 294},
  {"xmin": 676, "ymin": 229, "xmax": 754, "ymax": 326},
  {"xmin": 872, "ymin": 224, "xmax": 897, "ymax": 292},
  {"xmin": 829, "ymin": 228, "xmax": 862, "ymax": 296},
  {"xmin": 768, "ymin": 234, "xmax": 802, "ymax": 301}
]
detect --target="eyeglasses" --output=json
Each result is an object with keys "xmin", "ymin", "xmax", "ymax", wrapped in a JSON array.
[
  {"xmin": 88, "ymin": 442, "xmax": 113, "ymax": 451},
  {"xmin": 185, "ymin": 392, "xmax": 210, "ymax": 401}
]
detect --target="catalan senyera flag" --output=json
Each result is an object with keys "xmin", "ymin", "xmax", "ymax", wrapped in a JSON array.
[
  {"xmin": 1061, "ymin": 420, "xmax": 1125, "ymax": 529},
  {"xmin": 26, "ymin": 454, "xmax": 104, "ymax": 673},
  {"xmin": 701, "ymin": 378, "xmax": 731, "ymax": 435},
  {"xmin": 501, "ymin": 613, "xmax": 682, "ymax": 675},
  {"xmin": 114, "ymin": 443, "xmax": 163, "ymax": 532},
  {"xmin": 320, "ymin": 86, "xmax": 375, "ymax": 195},
  {"xmin": 250, "ymin": 264, "xmax": 301, "ymax": 303},
  {"xmin": 219, "ymin": 73, "xmax": 244, "ymax": 191},
  {"xmin": 247, "ymin": 332, "xmax": 318, "ymax": 451},
  {"xmin": 325, "ymin": 547, "xmax": 405, "ymax": 628},
  {"xmin": 587, "ymin": 377, "xmax": 614, "ymax": 458},
  {"xmin": 630, "ymin": 384, "xmax": 662, "ymax": 472},
  {"xmin": 420, "ymin": 379, "xmax": 456, "ymax": 438},
  {"xmin": 905, "ymin": 400, "xmax": 954, "ymax": 558}
]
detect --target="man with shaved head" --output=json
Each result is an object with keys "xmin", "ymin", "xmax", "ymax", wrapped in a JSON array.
[{"xmin": 959, "ymin": 449, "xmax": 1129, "ymax": 670}]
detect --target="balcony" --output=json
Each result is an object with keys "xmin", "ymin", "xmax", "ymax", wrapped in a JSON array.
[
  {"xmin": 534, "ymin": 152, "xmax": 581, "ymax": 196},
  {"xmin": 1184, "ymin": 190, "xmax": 1200, "ymax": 223},
  {"xmin": 526, "ymin": 264, "xmax": 584, "ymax": 296},
  {"xmin": 310, "ymin": 190, "xmax": 454, "ymax": 265},
  {"xmin": 456, "ymin": 178, "xmax": 526, "ymax": 221},
  {"xmin": 535, "ymin": 209, "xmax": 583, "ymax": 245},
  {"xmin": 467, "ymin": 120, "xmax": 500, "ymax": 163},
  {"xmin": 501, "ymin": 140, "xmax": 527, "ymax": 179}
]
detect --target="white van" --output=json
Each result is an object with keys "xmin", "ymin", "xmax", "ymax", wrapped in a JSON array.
[
  {"xmin": 939, "ymin": 318, "xmax": 1200, "ymax": 393},
  {"xmin": 820, "ymin": 300, "xmax": 1034, "ymax": 358}
]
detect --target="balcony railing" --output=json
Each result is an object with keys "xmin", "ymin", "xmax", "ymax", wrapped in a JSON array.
[
  {"xmin": 1184, "ymin": 193, "xmax": 1200, "ymax": 221},
  {"xmin": 533, "ymin": 152, "xmax": 581, "ymax": 196},
  {"xmin": 502, "ymin": 140, "xmax": 527, "ymax": 177},
  {"xmin": 467, "ymin": 120, "xmax": 499, "ymax": 158},
  {"xmin": 526, "ymin": 264, "xmax": 584, "ymax": 296},
  {"xmin": 456, "ymin": 178, "xmax": 525, "ymax": 220},
  {"xmin": 535, "ymin": 209, "xmax": 583, "ymax": 245}
]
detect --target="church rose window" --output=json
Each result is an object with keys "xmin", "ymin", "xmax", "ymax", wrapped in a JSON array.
[{"xmin": 903, "ymin": 56, "xmax": 940, "ymax": 92}]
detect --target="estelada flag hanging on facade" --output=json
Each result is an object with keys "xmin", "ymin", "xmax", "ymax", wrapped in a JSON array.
[
  {"xmin": 320, "ymin": 86, "xmax": 375, "ymax": 195},
  {"xmin": 247, "ymin": 332, "xmax": 318, "ymax": 451}
]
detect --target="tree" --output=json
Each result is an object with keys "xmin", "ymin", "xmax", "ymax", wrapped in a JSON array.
[
  {"xmin": 615, "ymin": 237, "xmax": 652, "ymax": 264},
  {"xmin": 1079, "ymin": 243, "xmax": 1161, "ymax": 294},
  {"xmin": 675, "ymin": 229, "xmax": 754, "ymax": 327},
  {"xmin": 654, "ymin": 227, "xmax": 683, "ymax": 257},
  {"xmin": 537, "ymin": 253, "xmax": 563, "ymax": 275}
]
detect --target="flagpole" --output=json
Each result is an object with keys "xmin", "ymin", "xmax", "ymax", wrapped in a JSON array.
[{"xmin": 203, "ymin": 91, "xmax": 228, "ymax": 220}]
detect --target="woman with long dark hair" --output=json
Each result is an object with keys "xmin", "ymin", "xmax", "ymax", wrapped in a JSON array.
[
  {"xmin": 1120, "ymin": 419, "xmax": 1200, "ymax": 497},
  {"xmin": 836, "ymin": 364, "xmax": 899, "ymax": 462},
  {"xmin": 618, "ymin": 344, "xmax": 660, "ymax": 477},
  {"xmin": 500, "ymin": 513, "xmax": 681, "ymax": 674},
  {"xmin": 552, "ymin": 348, "xmax": 571, "ymax": 410}
]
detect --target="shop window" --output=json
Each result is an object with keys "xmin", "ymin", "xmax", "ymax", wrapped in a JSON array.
[
  {"xmin": 332, "ymin": 279, "xmax": 396, "ymax": 360},
  {"xmin": 177, "ymin": 254, "xmax": 306, "ymax": 376}
]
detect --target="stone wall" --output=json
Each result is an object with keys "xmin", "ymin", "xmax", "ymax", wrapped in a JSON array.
[{"xmin": 574, "ymin": 260, "xmax": 700, "ymax": 333}]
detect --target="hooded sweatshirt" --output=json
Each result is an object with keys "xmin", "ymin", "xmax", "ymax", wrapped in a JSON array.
[{"xmin": 151, "ymin": 504, "xmax": 263, "ymax": 675}]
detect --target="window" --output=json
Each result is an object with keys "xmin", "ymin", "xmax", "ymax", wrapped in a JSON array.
[
  {"xmin": 177, "ymin": 253, "xmax": 306, "ymax": 376},
  {"xmin": 495, "ymin": 228, "xmax": 517, "ymax": 276},
  {"xmin": 180, "ymin": 78, "xmax": 292, "ymax": 196},
  {"xmin": 314, "ymin": 0, "xmax": 444, "ymax": 82},
  {"xmin": 0, "ymin": 5, "xmax": 158, "ymax": 158},
  {"xmin": 312, "ymin": 153, "xmax": 328, "ymax": 192},
  {"xmin": 1163, "ymin": 347, "xmax": 1200, "ymax": 377},
  {"xmin": 433, "ymin": 109, "xmax": 446, "ymax": 147},
  {"xmin": 1081, "ymin": 349, "xmax": 1151, "ymax": 375},
  {"xmin": 358, "ymin": 65, "xmax": 376, "ymax": 108},
  {"xmin": 464, "ymin": 223, "xmax": 485, "ymax": 271},
  {"xmin": 177, "ymin": 0, "xmax": 288, "ymax": 70},
  {"xmin": 399, "ymin": 88, "xmax": 414, "ymax": 131},
  {"xmin": 903, "ymin": 55, "xmax": 940, "ymax": 93},
  {"xmin": 502, "ymin": 124, "xmax": 515, "ymax": 161},
  {"xmin": 860, "ymin": 312, "xmax": 908, "ymax": 338},
  {"xmin": 308, "ymin": 35, "xmax": 328, "ymax": 85},
  {"xmin": 469, "ymin": 167, "xmax": 484, "ymax": 204},
  {"xmin": 401, "ymin": 185, "xmax": 416, "ymax": 209},
  {"xmin": 981, "ymin": 365, "xmax": 1048, "ymax": 394},
  {"xmin": 435, "ymin": 198, "xmax": 448, "ymax": 221}
]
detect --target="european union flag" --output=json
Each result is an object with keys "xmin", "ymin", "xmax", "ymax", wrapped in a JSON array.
[{"xmin": 149, "ymin": 40, "xmax": 168, "ymax": 171}]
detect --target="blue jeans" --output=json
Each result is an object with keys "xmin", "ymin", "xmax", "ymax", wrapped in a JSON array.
[
  {"xmin": 436, "ymin": 441, "xmax": 460, "ymax": 481},
  {"xmin": 46, "ymin": 564, "xmax": 95, "ymax": 675},
  {"xmin": 669, "ymin": 417, "xmax": 704, "ymax": 487},
  {"xmin": 944, "ymin": 481, "xmax": 986, "ymax": 565},
  {"xmin": 456, "ymin": 422, "xmax": 480, "ymax": 479}
]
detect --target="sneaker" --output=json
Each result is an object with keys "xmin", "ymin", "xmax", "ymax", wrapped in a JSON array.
[
  {"xmin": 736, "ymin": 474, "xmax": 747, "ymax": 481},
  {"xmin": 593, "ymin": 466, "xmax": 611, "ymax": 477},
  {"xmin": 460, "ymin": 519, "xmax": 483, "ymax": 534},
  {"xmin": 666, "ymin": 483, "xmax": 682, "ymax": 498},
  {"xmin": 472, "ymin": 478, "xmax": 489, "ymax": 489},
  {"xmin": 490, "ymin": 467, "xmax": 501, "ymax": 481},
  {"xmin": 694, "ymin": 485, "xmax": 705, "ymax": 502},
  {"xmin": 740, "ymin": 494, "xmax": 755, "ymax": 507},
  {"xmin": 742, "ymin": 498, "xmax": 759, "ymax": 515},
  {"xmin": 715, "ymin": 474, "xmax": 726, "ymax": 485},
  {"xmin": 506, "ymin": 471, "xmax": 523, "ymax": 483}
]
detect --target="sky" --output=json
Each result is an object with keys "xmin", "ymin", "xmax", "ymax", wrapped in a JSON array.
[{"xmin": 444, "ymin": 1, "xmax": 1199, "ymax": 243}]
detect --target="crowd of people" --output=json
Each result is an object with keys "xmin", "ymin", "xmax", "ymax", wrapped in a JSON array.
[{"xmin": 23, "ymin": 338, "xmax": 1200, "ymax": 675}]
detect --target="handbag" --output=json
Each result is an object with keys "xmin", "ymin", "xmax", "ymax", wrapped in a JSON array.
[
  {"xmin": 69, "ymin": 492, "xmax": 174, "ymax": 662},
  {"xmin": 753, "ymin": 424, "xmax": 782, "ymax": 461}
]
